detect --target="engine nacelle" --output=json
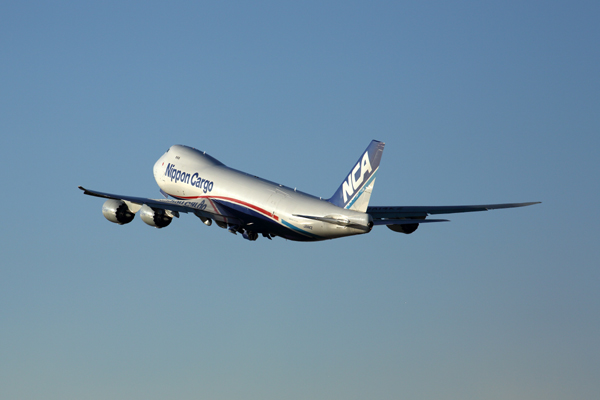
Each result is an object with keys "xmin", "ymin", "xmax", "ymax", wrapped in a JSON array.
[
  {"xmin": 102, "ymin": 199, "xmax": 135, "ymax": 225},
  {"xmin": 387, "ymin": 223, "xmax": 419, "ymax": 234},
  {"xmin": 140, "ymin": 204, "xmax": 173, "ymax": 228}
]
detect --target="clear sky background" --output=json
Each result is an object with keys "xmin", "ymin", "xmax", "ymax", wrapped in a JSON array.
[{"xmin": 1, "ymin": 1, "xmax": 598, "ymax": 399}]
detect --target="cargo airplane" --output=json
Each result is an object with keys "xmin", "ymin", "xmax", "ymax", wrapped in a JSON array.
[{"xmin": 79, "ymin": 141, "xmax": 539, "ymax": 241}]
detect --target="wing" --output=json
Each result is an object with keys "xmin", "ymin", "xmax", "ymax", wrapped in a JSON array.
[
  {"xmin": 294, "ymin": 214, "xmax": 448, "ymax": 230},
  {"xmin": 78, "ymin": 186, "xmax": 241, "ymax": 225},
  {"xmin": 368, "ymin": 202, "xmax": 540, "ymax": 222}
]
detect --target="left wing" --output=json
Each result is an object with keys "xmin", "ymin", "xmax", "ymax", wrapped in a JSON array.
[{"xmin": 78, "ymin": 186, "xmax": 241, "ymax": 225}]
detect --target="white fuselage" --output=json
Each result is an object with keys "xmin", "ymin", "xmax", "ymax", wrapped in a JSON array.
[{"xmin": 152, "ymin": 145, "xmax": 371, "ymax": 241}]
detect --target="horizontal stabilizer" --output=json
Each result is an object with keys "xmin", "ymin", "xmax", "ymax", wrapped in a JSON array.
[
  {"xmin": 372, "ymin": 219, "xmax": 448, "ymax": 226},
  {"xmin": 293, "ymin": 214, "xmax": 371, "ymax": 231}
]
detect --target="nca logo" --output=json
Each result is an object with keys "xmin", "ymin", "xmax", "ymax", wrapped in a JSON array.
[{"xmin": 342, "ymin": 152, "xmax": 372, "ymax": 203}]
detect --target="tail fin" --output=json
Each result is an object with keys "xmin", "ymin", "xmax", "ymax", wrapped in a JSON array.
[{"xmin": 328, "ymin": 140, "xmax": 385, "ymax": 212}]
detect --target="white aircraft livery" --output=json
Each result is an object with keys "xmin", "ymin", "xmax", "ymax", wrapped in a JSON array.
[{"xmin": 79, "ymin": 141, "xmax": 540, "ymax": 242}]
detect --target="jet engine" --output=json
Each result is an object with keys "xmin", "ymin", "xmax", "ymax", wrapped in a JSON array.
[
  {"xmin": 102, "ymin": 199, "xmax": 135, "ymax": 225},
  {"xmin": 140, "ymin": 204, "xmax": 173, "ymax": 228},
  {"xmin": 386, "ymin": 223, "xmax": 419, "ymax": 234}
]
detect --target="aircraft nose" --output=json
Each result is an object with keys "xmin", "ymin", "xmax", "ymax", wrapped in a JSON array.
[{"xmin": 153, "ymin": 157, "xmax": 165, "ymax": 181}]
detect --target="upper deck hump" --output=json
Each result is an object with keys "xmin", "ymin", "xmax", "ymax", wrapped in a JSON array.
[{"xmin": 168, "ymin": 145, "xmax": 224, "ymax": 168}]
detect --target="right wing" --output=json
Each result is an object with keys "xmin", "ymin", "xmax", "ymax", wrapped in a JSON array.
[{"xmin": 368, "ymin": 202, "xmax": 540, "ymax": 224}]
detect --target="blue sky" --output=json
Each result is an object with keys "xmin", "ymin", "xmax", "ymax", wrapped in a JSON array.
[{"xmin": 1, "ymin": 1, "xmax": 599, "ymax": 399}]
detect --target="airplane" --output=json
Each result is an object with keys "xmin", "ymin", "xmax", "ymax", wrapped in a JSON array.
[{"xmin": 79, "ymin": 140, "xmax": 539, "ymax": 242}]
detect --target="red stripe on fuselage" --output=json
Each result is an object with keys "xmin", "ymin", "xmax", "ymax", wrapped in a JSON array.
[{"xmin": 168, "ymin": 193, "xmax": 280, "ymax": 222}]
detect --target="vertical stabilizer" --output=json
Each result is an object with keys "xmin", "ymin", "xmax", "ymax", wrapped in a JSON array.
[{"xmin": 328, "ymin": 140, "xmax": 385, "ymax": 212}]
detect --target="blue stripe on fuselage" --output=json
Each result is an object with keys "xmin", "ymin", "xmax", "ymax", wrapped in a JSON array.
[
  {"xmin": 280, "ymin": 219, "xmax": 324, "ymax": 240},
  {"xmin": 170, "ymin": 195, "xmax": 325, "ymax": 241}
]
